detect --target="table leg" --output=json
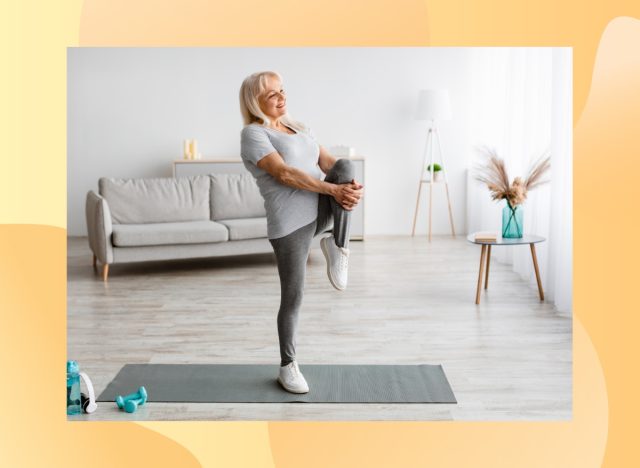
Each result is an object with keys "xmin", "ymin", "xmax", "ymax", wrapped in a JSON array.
[
  {"xmin": 484, "ymin": 245, "xmax": 491, "ymax": 289},
  {"xmin": 530, "ymin": 243, "xmax": 544, "ymax": 301},
  {"xmin": 476, "ymin": 244, "xmax": 487, "ymax": 305}
]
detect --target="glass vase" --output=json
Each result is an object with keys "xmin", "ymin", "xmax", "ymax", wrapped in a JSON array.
[{"xmin": 502, "ymin": 202, "xmax": 523, "ymax": 238}]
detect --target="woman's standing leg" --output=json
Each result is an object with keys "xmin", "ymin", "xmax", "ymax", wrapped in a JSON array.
[
  {"xmin": 269, "ymin": 220, "xmax": 316, "ymax": 366},
  {"xmin": 315, "ymin": 158, "xmax": 356, "ymax": 247}
]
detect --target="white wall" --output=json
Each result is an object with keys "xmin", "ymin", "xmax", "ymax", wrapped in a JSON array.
[{"xmin": 68, "ymin": 47, "xmax": 473, "ymax": 236}]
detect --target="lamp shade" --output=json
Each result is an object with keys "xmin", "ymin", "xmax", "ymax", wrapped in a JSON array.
[{"xmin": 415, "ymin": 89, "xmax": 452, "ymax": 121}]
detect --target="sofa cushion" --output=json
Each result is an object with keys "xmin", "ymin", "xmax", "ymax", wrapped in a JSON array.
[
  {"xmin": 112, "ymin": 220, "xmax": 228, "ymax": 247},
  {"xmin": 210, "ymin": 173, "xmax": 266, "ymax": 221},
  {"xmin": 99, "ymin": 176, "xmax": 210, "ymax": 224},
  {"xmin": 217, "ymin": 217, "xmax": 268, "ymax": 241}
]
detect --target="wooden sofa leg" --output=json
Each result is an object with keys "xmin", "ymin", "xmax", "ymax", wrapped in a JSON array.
[
  {"xmin": 92, "ymin": 254, "xmax": 97, "ymax": 268},
  {"xmin": 102, "ymin": 264, "xmax": 109, "ymax": 282}
]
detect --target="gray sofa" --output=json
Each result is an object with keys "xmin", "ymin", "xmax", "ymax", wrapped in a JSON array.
[{"xmin": 85, "ymin": 173, "xmax": 322, "ymax": 281}]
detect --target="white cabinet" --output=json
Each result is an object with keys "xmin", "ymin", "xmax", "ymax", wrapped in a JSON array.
[{"xmin": 173, "ymin": 158, "xmax": 365, "ymax": 240}]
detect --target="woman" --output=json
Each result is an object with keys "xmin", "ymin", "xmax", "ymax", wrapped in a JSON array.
[{"xmin": 239, "ymin": 71, "xmax": 363, "ymax": 394}]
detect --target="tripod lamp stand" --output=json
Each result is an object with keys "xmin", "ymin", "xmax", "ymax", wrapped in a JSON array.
[{"xmin": 411, "ymin": 89, "xmax": 456, "ymax": 241}]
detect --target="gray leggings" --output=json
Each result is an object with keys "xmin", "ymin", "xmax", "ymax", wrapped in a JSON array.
[{"xmin": 269, "ymin": 158, "xmax": 356, "ymax": 366}]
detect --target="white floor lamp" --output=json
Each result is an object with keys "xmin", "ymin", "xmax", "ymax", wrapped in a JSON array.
[{"xmin": 411, "ymin": 89, "xmax": 456, "ymax": 241}]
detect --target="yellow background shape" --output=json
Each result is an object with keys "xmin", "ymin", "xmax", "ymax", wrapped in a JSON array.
[{"xmin": 1, "ymin": 0, "xmax": 639, "ymax": 466}]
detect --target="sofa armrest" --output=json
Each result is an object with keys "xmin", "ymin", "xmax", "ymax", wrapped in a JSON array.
[{"xmin": 85, "ymin": 190, "xmax": 114, "ymax": 264}]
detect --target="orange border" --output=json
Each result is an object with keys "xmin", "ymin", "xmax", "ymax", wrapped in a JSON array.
[{"xmin": 2, "ymin": 1, "xmax": 639, "ymax": 466}]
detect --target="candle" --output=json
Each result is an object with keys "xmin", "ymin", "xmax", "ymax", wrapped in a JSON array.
[
  {"xmin": 190, "ymin": 140, "xmax": 198, "ymax": 160},
  {"xmin": 183, "ymin": 139, "xmax": 191, "ymax": 160}
]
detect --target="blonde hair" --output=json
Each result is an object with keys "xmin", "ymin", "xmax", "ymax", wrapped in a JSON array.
[{"xmin": 239, "ymin": 71, "xmax": 306, "ymax": 132}]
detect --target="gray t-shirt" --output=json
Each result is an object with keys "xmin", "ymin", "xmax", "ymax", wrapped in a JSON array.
[{"xmin": 240, "ymin": 123, "xmax": 322, "ymax": 239}]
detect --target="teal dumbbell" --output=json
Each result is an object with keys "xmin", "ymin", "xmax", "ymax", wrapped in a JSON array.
[
  {"xmin": 124, "ymin": 397, "xmax": 145, "ymax": 413},
  {"xmin": 115, "ymin": 386, "xmax": 147, "ymax": 412}
]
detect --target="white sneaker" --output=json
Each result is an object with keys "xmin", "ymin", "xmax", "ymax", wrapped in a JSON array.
[
  {"xmin": 278, "ymin": 361, "xmax": 310, "ymax": 394},
  {"xmin": 320, "ymin": 235, "xmax": 349, "ymax": 291}
]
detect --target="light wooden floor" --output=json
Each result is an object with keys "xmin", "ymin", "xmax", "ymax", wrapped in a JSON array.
[{"xmin": 67, "ymin": 235, "xmax": 571, "ymax": 421}]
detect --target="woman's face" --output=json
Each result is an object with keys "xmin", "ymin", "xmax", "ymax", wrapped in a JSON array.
[{"xmin": 258, "ymin": 75, "xmax": 287, "ymax": 121}]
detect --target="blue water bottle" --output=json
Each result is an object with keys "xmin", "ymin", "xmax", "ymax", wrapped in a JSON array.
[{"xmin": 67, "ymin": 360, "xmax": 82, "ymax": 415}]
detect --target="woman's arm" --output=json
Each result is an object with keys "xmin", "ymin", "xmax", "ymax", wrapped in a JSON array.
[
  {"xmin": 257, "ymin": 151, "xmax": 337, "ymax": 196},
  {"xmin": 278, "ymin": 165, "xmax": 362, "ymax": 211},
  {"xmin": 318, "ymin": 145, "xmax": 337, "ymax": 174},
  {"xmin": 317, "ymin": 145, "xmax": 364, "ymax": 210},
  {"xmin": 256, "ymin": 151, "xmax": 361, "ymax": 209}
]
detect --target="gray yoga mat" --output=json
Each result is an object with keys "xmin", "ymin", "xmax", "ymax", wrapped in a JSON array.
[{"xmin": 98, "ymin": 364, "xmax": 456, "ymax": 403}]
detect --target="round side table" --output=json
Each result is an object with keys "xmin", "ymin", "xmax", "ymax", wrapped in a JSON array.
[{"xmin": 466, "ymin": 234, "xmax": 546, "ymax": 305}]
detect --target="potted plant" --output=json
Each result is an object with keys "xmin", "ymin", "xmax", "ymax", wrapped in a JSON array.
[
  {"xmin": 474, "ymin": 147, "xmax": 550, "ymax": 238},
  {"xmin": 426, "ymin": 163, "xmax": 443, "ymax": 182}
]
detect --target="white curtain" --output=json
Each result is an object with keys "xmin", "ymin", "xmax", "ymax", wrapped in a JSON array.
[{"xmin": 465, "ymin": 48, "xmax": 573, "ymax": 314}]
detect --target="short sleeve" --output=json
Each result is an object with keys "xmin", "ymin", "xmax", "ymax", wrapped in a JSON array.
[{"xmin": 241, "ymin": 125, "xmax": 277, "ymax": 165}]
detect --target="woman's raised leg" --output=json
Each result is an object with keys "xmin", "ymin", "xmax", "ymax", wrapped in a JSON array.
[{"xmin": 315, "ymin": 158, "xmax": 356, "ymax": 248}]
